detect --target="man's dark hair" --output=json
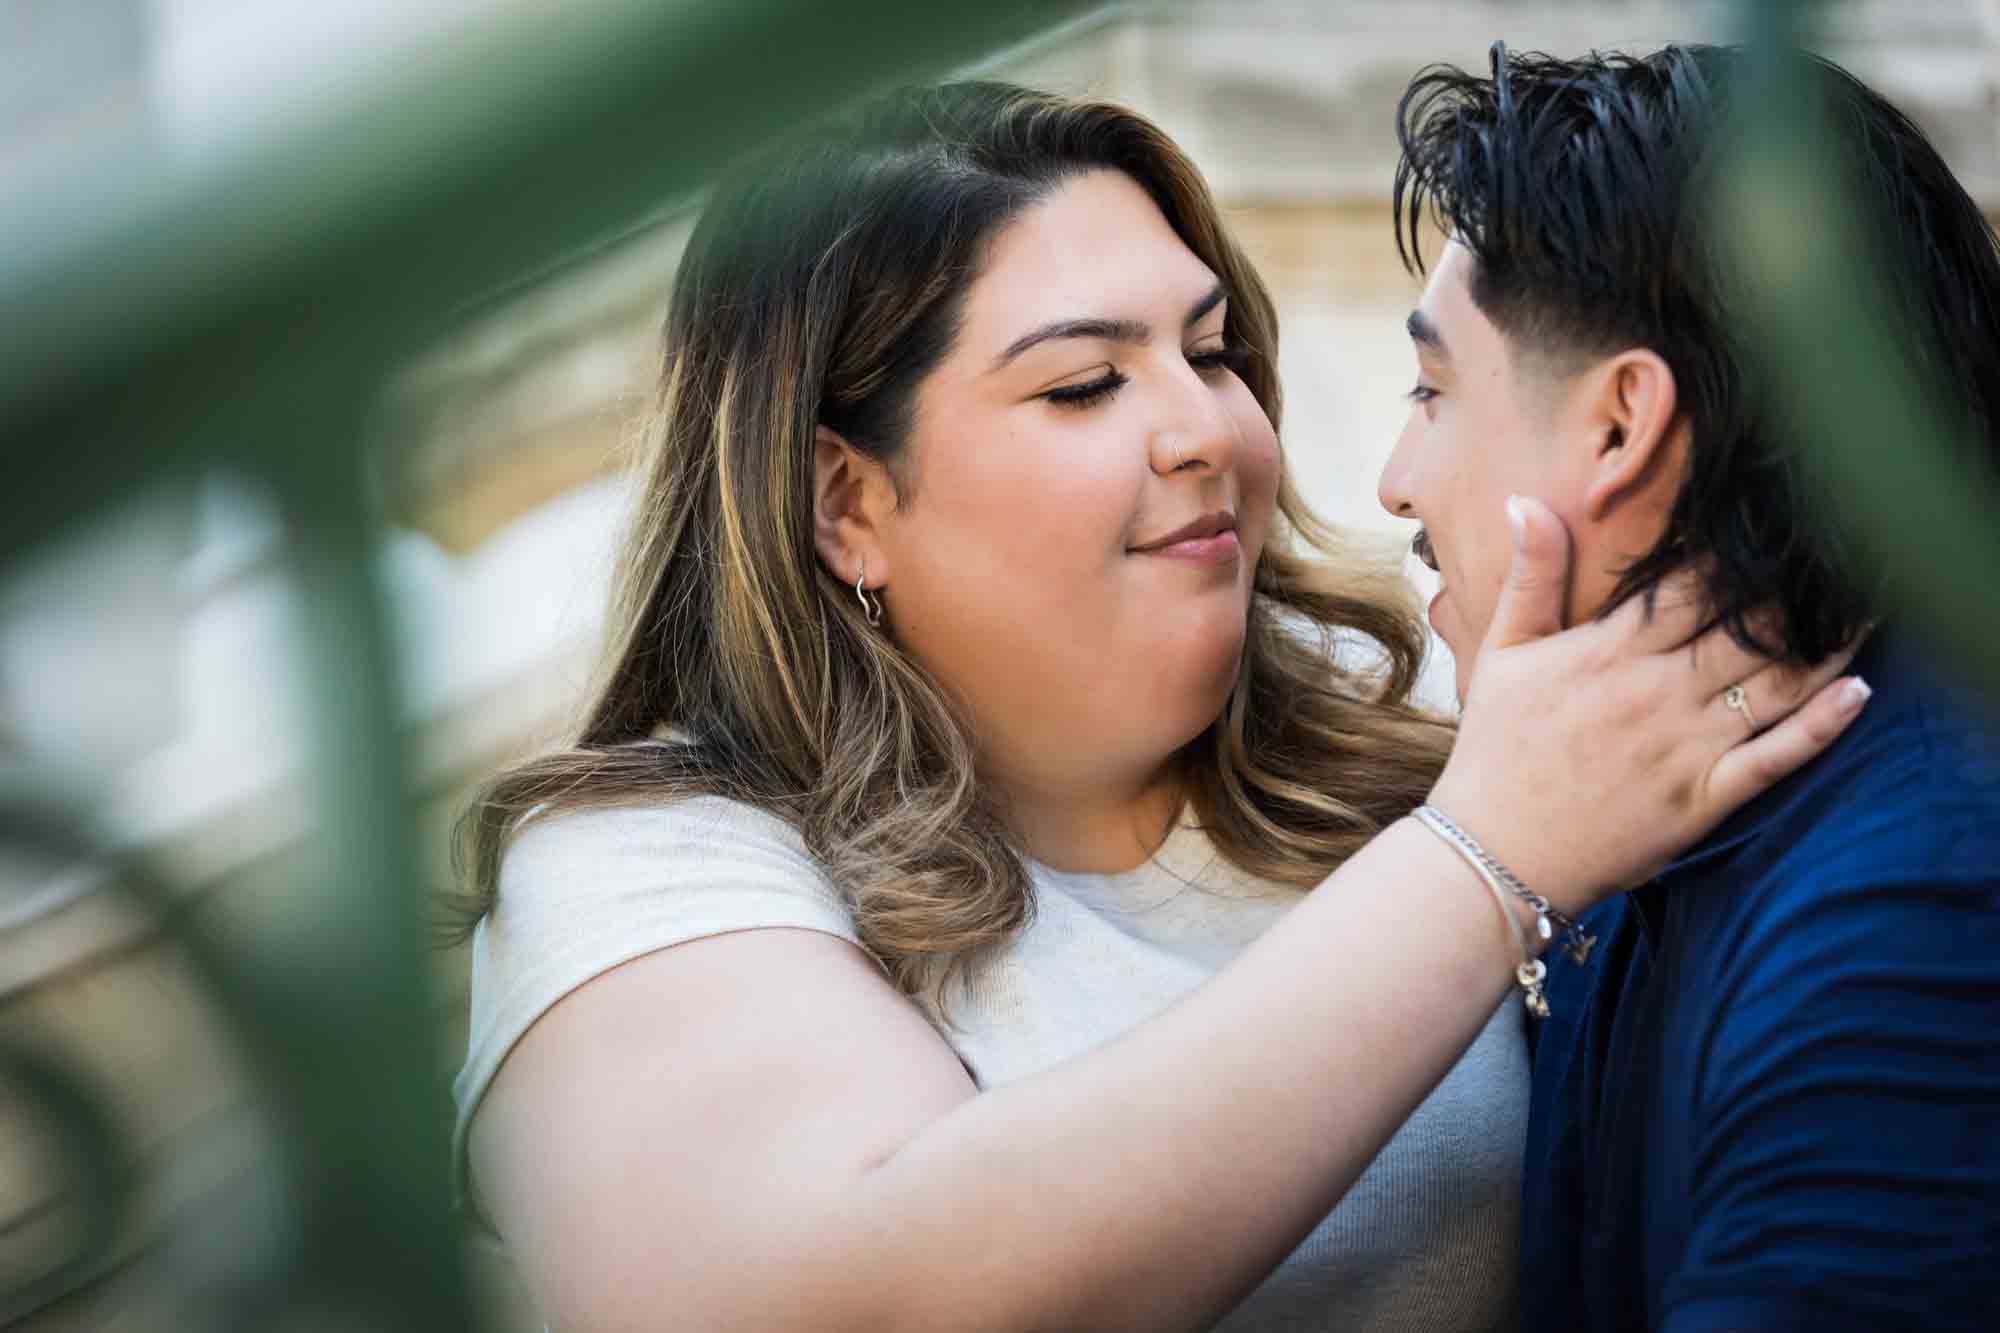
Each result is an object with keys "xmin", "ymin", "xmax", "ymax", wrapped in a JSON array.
[{"xmin": 1393, "ymin": 43, "xmax": 2000, "ymax": 665}]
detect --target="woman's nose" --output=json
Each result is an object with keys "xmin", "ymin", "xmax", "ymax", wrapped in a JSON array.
[{"xmin": 1148, "ymin": 369, "xmax": 1237, "ymax": 477}]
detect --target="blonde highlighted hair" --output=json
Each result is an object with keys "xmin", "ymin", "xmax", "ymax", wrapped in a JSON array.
[{"xmin": 454, "ymin": 83, "xmax": 1454, "ymax": 1007}]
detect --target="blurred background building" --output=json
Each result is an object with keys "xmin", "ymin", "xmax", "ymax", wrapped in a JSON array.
[{"xmin": 4, "ymin": 0, "xmax": 1998, "ymax": 1326}]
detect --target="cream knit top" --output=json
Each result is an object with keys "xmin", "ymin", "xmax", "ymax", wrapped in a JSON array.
[{"xmin": 454, "ymin": 796, "xmax": 1526, "ymax": 1331}]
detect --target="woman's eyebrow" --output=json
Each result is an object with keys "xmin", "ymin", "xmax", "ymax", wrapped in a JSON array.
[
  {"xmin": 992, "ymin": 316, "xmax": 1148, "ymax": 370},
  {"xmin": 990, "ymin": 280, "xmax": 1231, "ymax": 372},
  {"xmin": 1185, "ymin": 279, "xmax": 1228, "ymax": 328}
]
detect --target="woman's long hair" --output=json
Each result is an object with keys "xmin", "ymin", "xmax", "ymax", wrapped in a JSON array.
[{"xmin": 452, "ymin": 82, "xmax": 1454, "ymax": 1008}]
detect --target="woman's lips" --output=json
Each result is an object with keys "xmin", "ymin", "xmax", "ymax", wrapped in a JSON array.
[{"xmin": 1136, "ymin": 529, "xmax": 1241, "ymax": 563}]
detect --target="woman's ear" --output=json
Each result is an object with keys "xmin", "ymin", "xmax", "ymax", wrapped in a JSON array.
[
  {"xmin": 812, "ymin": 425, "xmax": 893, "ymax": 588},
  {"xmin": 1581, "ymin": 349, "xmax": 1686, "ymax": 524}
]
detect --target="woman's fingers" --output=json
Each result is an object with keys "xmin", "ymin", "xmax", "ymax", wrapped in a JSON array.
[
  {"xmin": 1480, "ymin": 495, "xmax": 1573, "ymax": 652},
  {"xmin": 1705, "ymin": 674, "xmax": 1872, "ymax": 812},
  {"xmin": 1722, "ymin": 639, "xmax": 1865, "ymax": 736},
  {"xmin": 1681, "ymin": 602, "xmax": 1806, "ymax": 696},
  {"xmin": 1600, "ymin": 579, "xmax": 1776, "ymax": 692},
  {"xmin": 1617, "ymin": 592, "xmax": 1850, "ymax": 706},
  {"xmin": 1613, "ymin": 568, "xmax": 1713, "ymax": 656},
  {"xmin": 1439, "ymin": 501, "xmax": 1878, "ymax": 915}
]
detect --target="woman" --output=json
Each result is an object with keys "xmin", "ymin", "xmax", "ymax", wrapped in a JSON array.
[{"xmin": 452, "ymin": 83, "xmax": 1862, "ymax": 1331}]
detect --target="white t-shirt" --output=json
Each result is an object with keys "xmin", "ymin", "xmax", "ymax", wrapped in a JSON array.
[{"xmin": 455, "ymin": 795, "xmax": 1526, "ymax": 1332}]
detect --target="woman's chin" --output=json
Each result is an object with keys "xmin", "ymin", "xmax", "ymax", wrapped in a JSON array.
[{"xmin": 1151, "ymin": 626, "xmax": 1248, "ymax": 733}]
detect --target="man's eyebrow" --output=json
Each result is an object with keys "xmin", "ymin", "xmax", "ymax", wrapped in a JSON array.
[
  {"xmin": 1407, "ymin": 308, "xmax": 1448, "ymax": 357},
  {"xmin": 991, "ymin": 281, "xmax": 1231, "ymax": 371}
]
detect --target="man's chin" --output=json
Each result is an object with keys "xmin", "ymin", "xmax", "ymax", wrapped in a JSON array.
[{"xmin": 1435, "ymin": 623, "xmax": 1473, "ymax": 710}]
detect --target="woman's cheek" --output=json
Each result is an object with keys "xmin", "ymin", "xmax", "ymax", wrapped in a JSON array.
[
  {"xmin": 1236, "ymin": 406, "xmax": 1283, "ymax": 532},
  {"xmin": 1246, "ymin": 423, "xmax": 1281, "ymax": 489}
]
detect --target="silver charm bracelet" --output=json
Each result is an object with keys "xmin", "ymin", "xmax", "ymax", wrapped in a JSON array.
[
  {"xmin": 1414, "ymin": 804, "xmax": 1596, "ymax": 966},
  {"xmin": 1413, "ymin": 804, "xmax": 1599, "ymax": 1020}
]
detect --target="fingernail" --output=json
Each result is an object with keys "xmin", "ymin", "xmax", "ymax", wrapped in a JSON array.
[
  {"xmin": 1839, "ymin": 677, "xmax": 1872, "ymax": 714},
  {"xmin": 1505, "ymin": 495, "xmax": 1526, "ymax": 545}
]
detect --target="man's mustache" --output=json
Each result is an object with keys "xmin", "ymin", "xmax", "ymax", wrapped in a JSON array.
[{"xmin": 1411, "ymin": 529, "xmax": 1439, "ymax": 572}]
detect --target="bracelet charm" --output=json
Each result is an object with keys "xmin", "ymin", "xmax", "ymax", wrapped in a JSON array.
[
  {"xmin": 1516, "ymin": 960, "xmax": 1551, "ymax": 1020},
  {"xmin": 1414, "ymin": 804, "xmax": 1597, "ymax": 965},
  {"xmin": 1413, "ymin": 804, "xmax": 1595, "ymax": 1020}
]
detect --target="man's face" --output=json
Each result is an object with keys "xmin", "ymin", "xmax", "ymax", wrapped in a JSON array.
[{"xmin": 1377, "ymin": 241, "xmax": 1601, "ymax": 701}]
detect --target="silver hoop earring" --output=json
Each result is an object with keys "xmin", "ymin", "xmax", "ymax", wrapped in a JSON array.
[{"xmin": 855, "ymin": 559, "xmax": 883, "ymax": 628}]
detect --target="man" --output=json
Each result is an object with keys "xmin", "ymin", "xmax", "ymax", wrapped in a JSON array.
[{"xmin": 1380, "ymin": 43, "xmax": 2000, "ymax": 1330}]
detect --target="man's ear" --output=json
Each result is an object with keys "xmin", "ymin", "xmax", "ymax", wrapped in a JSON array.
[
  {"xmin": 812, "ymin": 425, "xmax": 893, "ymax": 588},
  {"xmin": 1581, "ymin": 348, "xmax": 1686, "ymax": 524}
]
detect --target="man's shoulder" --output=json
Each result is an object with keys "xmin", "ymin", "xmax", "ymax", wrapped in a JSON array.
[
  {"xmin": 1540, "ymin": 638, "xmax": 2000, "ymax": 1040},
  {"xmin": 1737, "ymin": 634, "xmax": 1999, "ymax": 887},
  {"xmin": 1849, "ymin": 630, "xmax": 2000, "ymax": 783},
  {"xmin": 1654, "ymin": 691, "xmax": 1996, "ymax": 1042},
  {"xmin": 1649, "ymin": 649, "xmax": 1999, "ymax": 1004},
  {"xmin": 1788, "ymin": 690, "xmax": 1994, "ymax": 874}
]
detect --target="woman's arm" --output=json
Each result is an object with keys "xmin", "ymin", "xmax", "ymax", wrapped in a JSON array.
[
  {"xmin": 476, "ymin": 824, "xmax": 1516, "ymax": 1332},
  {"xmin": 470, "ymin": 500, "xmax": 1866, "ymax": 1332}
]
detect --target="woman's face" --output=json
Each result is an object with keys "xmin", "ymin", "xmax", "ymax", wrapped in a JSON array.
[{"xmin": 873, "ymin": 168, "xmax": 1282, "ymax": 799}]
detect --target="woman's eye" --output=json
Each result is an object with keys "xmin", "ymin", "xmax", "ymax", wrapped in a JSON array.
[
  {"xmin": 1189, "ymin": 342, "xmax": 1251, "ymax": 375},
  {"xmin": 1044, "ymin": 371, "xmax": 1128, "ymax": 409},
  {"xmin": 1405, "ymin": 384, "xmax": 1439, "ymax": 404}
]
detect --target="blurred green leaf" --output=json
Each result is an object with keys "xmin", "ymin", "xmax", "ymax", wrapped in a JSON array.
[{"xmin": 1717, "ymin": 0, "xmax": 2000, "ymax": 705}]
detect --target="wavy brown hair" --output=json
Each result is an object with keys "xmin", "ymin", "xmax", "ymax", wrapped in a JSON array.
[{"xmin": 453, "ymin": 82, "xmax": 1454, "ymax": 1007}]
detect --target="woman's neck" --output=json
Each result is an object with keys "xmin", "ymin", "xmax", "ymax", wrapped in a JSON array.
[{"xmin": 995, "ymin": 760, "xmax": 1185, "ymax": 875}]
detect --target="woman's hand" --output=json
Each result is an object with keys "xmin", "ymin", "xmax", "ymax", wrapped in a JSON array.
[{"xmin": 1426, "ymin": 496, "xmax": 1868, "ymax": 918}]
